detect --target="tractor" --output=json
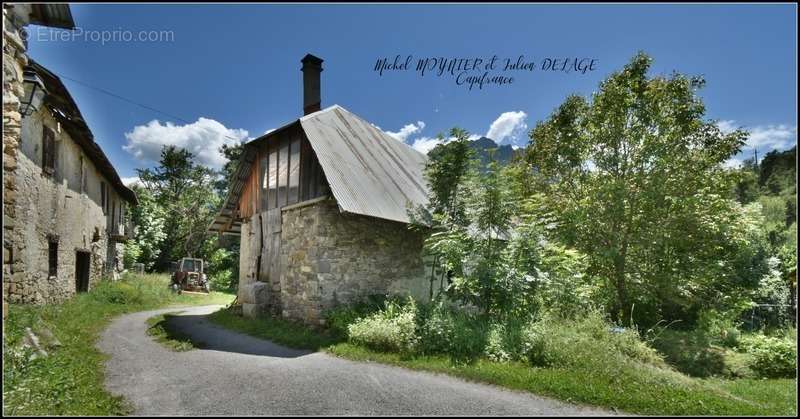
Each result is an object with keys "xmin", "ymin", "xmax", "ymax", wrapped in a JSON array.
[{"xmin": 169, "ymin": 257, "xmax": 210, "ymax": 294}]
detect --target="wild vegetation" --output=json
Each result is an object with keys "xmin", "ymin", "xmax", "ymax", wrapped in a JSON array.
[
  {"xmin": 123, "ymin": 145, "xmax": 241, "ymax": 292},
  {"xmin": 210, "ymin": 52, "xmax": 796, "ymax": 415},
  {"xmin": 2, "ymin": 274, "xmax": 233, "ymax": 416}
]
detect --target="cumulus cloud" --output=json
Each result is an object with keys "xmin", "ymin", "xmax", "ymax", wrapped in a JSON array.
[
  {"xmin": 123, "ymin": 117, "xmax": 249, "ymax": 169},
  {"xmin": 718, "ymin": 120, "xmax": 797, "ymax": 167},
  {"xmin": 747, "ymin": 124, "xmax": 797, "ymax": 151},
  {"xmin": 121, "ymin": 176, "xmax": 141, "ymax": 187},
  {"xmin": 387, "ymin": 111, "xmax": 529, "ymax": 154},
  {"xmin": 409, "ymin": 136, "xmax": 446, "ymax": 154},
  {"xmin": 386, "ymin": 121, "xmax": 426, "ymax": 142},
  {"xmin": 486, "ymin": 111, "xmax": 528, "ymax": 145}
]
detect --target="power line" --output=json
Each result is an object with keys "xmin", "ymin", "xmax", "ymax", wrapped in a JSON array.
[{"xmin": 53, "ymin": 71, "xmax": 246, "ymax": 143}]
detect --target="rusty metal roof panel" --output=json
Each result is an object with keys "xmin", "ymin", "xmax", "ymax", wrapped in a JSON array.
[{"xmin": 300, "ymin": 105, "xmax": 429, "ymax": 224}]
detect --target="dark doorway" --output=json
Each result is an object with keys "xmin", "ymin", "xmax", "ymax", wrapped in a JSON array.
[{"xmin": 75, "ymin": 251, "xmax": 90, "ymax": 293}]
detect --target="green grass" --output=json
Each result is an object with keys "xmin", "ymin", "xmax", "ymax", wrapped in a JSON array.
[
  {"xmin": 207, "ymin": 309, "xmax": 339, "ymax": 350},
  {"xmin": 207, "ymin": 308, "xmax": 797, "ymax": 416},
  {"xmin": 146, "ymin": 312, "xmax": 204, "ymax": 351},
  {"xmin": 2, "ymin": 274, "xmax": 234, "ymax": 416}
]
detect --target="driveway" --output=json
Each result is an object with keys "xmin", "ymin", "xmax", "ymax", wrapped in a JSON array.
[{"xmin": 98, "ymin": 305, "xmax": 615, "ymax": 415}]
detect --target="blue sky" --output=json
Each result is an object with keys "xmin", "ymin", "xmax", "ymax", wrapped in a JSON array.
[{"xmin": 26, "ymin": 3, "xmax": 797, "ymax": 180}]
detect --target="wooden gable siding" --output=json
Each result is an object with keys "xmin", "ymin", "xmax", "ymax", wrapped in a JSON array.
[
  {"xmin": 238, "ymin": 154, "xmax": 260, "ymax": 218},
  {"xmin": 237, "ymin": 127, "xmax": 328, "ymax": 218}
]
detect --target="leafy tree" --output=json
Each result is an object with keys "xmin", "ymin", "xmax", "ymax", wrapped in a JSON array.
[
  {"xmin": 137, "ymin": 146, "xmax": 220, "ymax": 270},
  {"xmin": 125, "ymin": 185, "xmax": 166, "ymax": 270},
  {"xmin": 424, "ymin": 128, "xmax": 476, "ymax": 227},
  {"xmin": 525, "ymin": 52, "xmax": 756, "ymax": 324},
  {"xmin": 216, "ymin": 143, "xmax": 244, "ymax": 196}
]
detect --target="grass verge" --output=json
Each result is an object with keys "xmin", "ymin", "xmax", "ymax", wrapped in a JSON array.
[
  {"xmin": 2, "ymin": 274, "xmax": 234, "ymax": 416},
  {"xmin": 207, "ymin": 308, "xmax": 797, "ymax": 416},
  {"xmin": 146, "ymin": 312, "xmax": 205, "ymax": 351}
]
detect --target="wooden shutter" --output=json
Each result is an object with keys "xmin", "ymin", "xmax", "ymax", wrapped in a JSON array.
[{"xmin": 42, "ymin": 126, "xmax": 55, "ymax": 175}]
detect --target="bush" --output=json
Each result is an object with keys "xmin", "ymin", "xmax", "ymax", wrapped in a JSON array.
[
  {"xmin": 417, "ymin": 300, "xmax": 489, "ymax": 361},
  {"xmin": 741, "ymin": 334, "xmax": 797, "ymax": 378},
  {"xmin": 484, "ymin": 318, "xmax": 528, "ymax": 363},
  {"xmin": 347, "ymin": 297, "xmax": 419, "ymax": 353},
  {"xmin": 208, "ymin": 269, "xmax": 233, "ymax": 292},
  {"xmin": 520, "ymin": 311, "xmax": 666, "ymax": 369},
  {"xmin": 324, "ymin": 294, "xmax": 392, "ymax": 338},
  {"xmin": 650, "ymin": 329, "xmax": 728, "ymax": 378}
]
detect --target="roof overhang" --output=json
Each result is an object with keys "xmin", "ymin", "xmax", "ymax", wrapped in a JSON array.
[
  {"xmin": 30, "ymin": 60, "xmax": 137, "ymax": 205},
  {"xmin": 29, "ymin": 4, "xmax": 75, "ymax": 29},
  {"xmin": 209, "ymin": 105, "xmax": 430, "ymax": 234}
]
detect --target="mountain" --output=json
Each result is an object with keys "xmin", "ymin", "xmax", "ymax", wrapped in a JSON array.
[{"xmin": 468, "ymin": 137, "xmax": 519, "ymax": 170}]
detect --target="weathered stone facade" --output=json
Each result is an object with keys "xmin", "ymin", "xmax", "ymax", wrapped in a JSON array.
[
  {"xmin": 239, "ymin": 197, "xmax": 430, "ymax": 326},
  {"xmin": 3, "ymin": 5, "xmax": 29, "ymax": 310},
  {"xmin": 2, "ymin": 5, "xmax": 132, "ymax": 304},
  {"xmin": 4, "ymin": 106, "xmax": 127, "ymax": 303}
]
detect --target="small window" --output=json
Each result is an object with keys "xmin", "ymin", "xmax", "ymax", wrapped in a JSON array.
[
  {"xmin": 42, "ymin": 126, "xmax": 56, "ymax": 175},
  {"xmin": 48, "ymin": 239, "xmax": 58, "ymax": 277}
]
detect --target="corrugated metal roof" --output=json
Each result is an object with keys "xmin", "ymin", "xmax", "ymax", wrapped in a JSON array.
[
  {"xmin": 209, "ymin": 105, "xmax": 429, "ymax": 233},
  {"xmin": 300, "ymin": 105, "xmax": 428, "ymax": 224}
]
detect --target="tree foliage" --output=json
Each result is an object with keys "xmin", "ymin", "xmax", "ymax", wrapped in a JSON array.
[{"xmin": 523, "ymin": 52, "xmax": 767, "ymax": 325}]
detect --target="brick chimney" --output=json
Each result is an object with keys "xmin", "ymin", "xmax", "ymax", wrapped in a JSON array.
[{"xmin": 301, "ymin": 54, "xmax": 323, "ymax": 115}]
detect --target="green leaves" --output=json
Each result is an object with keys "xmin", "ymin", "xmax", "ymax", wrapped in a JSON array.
[{"xmin": 523, "ymin": 52, "xmax": 762, "ymax": 325}]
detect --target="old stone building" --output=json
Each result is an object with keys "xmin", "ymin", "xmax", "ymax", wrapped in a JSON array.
[
  {"xmin": 211, "ymin": 55, "xmax": 431, "ymax": 325},
  {"xmin": 3, "ymin": 4, "xmax": 137, "ymax": 305}
]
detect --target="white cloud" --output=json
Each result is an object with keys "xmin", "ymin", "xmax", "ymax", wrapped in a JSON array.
[
  {"xmin": 386, "ymin": 121, "xmax": 426, "ymax": 143},
  {"xmin": 409, "ymin": 136, "xmax": 446, "ymax": 154},
  {"xmin": 121, "ymin": 176, "xmax": 141, "ymax": 187},
  {"xmin": 388, "ymin": 110, "xmax": 529, "ymax": 155},
  {"xmin": 747, "ymin": 124, "xmax": 797, "ymax": 151},
  {"xmin": 123, "ymin": 117, "xmax": 249, "ymax": 169},
  {"xmin": 717, "ymin": 120, "xmax": 738, "ymax": 134},
  {"xmin": 486, "ymin": 111, "xmax": 528, "ymax": 145},
  {"xmin": 718, "ymin": 120, "xmax": 796, "ymax": 167}
]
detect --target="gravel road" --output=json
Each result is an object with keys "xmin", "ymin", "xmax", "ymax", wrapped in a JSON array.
[{"xmin": 98, "ymin": 305, "xmax": 615, "ymax": 415}]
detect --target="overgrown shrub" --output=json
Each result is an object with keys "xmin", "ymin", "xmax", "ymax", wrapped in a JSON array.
[
  {"xmin": 324, "ymin": 294, "xmax": 395, "ymax": 338},
  {"xmin": 521, "ymin": 311, "xmax": 666, "ymax": 370},
  {"xmin": 741, "ymin": 334, "xmax": 797, "ymax": 378},
  {"xmin": 417, "ymin": 300, "xmax": 489, "ymax": 361},
  {"xmin": 483, "ymin": 318, "xmax": 528, "ymax": 363},
  {"xmin": 347, "ymin": 297, "xmax": 419, "ymax": 353},
  {"xmin": 208, "ymin": 269, "xmax": 233, "ymax": 292}
]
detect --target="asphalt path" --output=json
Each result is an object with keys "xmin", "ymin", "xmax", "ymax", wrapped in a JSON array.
[{"xmin": 98, "ymin": 305, "xmax": 615, "ymax": 415}]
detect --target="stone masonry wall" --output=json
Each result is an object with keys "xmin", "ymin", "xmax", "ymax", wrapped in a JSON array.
[
  {"xmin": 3, "ymin": 5, "xmax": 29, "ymax": 313},
  {"xmin": 4, "ymin": 98, "xmax": 121, "ymax": 304},
  {"xmin": 279, "ymin": 198, "xmax": 429, "ymax": 326}
]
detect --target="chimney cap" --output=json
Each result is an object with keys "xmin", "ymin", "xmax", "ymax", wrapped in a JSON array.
[{"xmin": 301, "ymin": 54, "xmax": 324, "ymax": 66}]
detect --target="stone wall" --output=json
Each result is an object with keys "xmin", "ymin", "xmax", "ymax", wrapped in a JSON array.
[
  {"xmin": 3, "ymin": 98, "xmax": 125, "ymax": 304},
  {"xmin": 279, "ymin": 198, "xmax": 429, "ymax": 326},
  {"xmin": 3, "ymin": 4, "xmax": 30, "ymax": 313}
]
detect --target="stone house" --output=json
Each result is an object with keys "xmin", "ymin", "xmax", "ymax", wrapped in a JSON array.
[
  {"xmin": 211, "ymin": 55, "xmax": 432, "ymax": 325},
  {"xmin": 3, "ymin": 4, "xmax": 137, "ymax": 305}
]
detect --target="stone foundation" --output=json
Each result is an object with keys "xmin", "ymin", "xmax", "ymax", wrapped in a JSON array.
[
  {"xmin": 238, "ymin": 198, "xmax": 429, "ymax": 326},
  {"xmin": 281, "ymin": 199, "xmax": 429, "ymax": 325}
]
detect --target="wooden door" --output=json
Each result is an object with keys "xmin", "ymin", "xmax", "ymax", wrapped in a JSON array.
[{"xmin": 75, "ymin": 251, "xmax": 90, "ymax": 292}]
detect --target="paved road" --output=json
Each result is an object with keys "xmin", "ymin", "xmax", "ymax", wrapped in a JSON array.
[{"xmin": 98, "ymin": 305, "xmax": 614, "ymax": 416}]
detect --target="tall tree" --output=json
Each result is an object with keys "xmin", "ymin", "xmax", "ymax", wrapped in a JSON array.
[
  {"xmin": 525, "ymin": 52, "xmax": 754, "ymax": 324},
  {"xmin": 137, "ymin": 146, "xmax": 219, "ymax": 269}
]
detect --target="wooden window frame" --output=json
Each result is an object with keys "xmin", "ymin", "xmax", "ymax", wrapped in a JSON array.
[{"xmin": 42, "ymin": 126, "xmax": 56, "ymax": 176}]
